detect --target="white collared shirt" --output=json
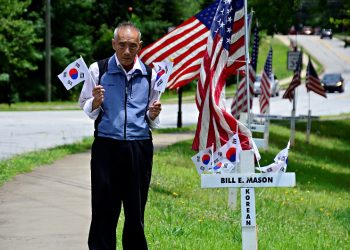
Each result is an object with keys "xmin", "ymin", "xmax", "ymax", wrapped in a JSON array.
[{"xmin": 78, "ymin": 54, "xmax": 160, "ymax": 128}]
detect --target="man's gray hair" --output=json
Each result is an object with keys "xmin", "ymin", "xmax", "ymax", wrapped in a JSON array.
[{"xmin": 113, "ymin": 22, "xmax": 141, "ymax": 40}]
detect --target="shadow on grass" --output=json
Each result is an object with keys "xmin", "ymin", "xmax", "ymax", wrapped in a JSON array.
[
  {"xmin": 272, "ymin": 119, "xmax": 350, "ymax": 141},
  {"xmin": 335, "ymin": 207, "xmax": 350, "ymax": 232},
  {"xmin": 269, "ymin": 122, "xmax": 350, "ymax": 192},
  {"xmin": 154, "ymin": 120, "xmax": 350, "ymax": 193},
  {"xmin": 150, "ymin": 183, "xmax": 175, "ymax": 197}
]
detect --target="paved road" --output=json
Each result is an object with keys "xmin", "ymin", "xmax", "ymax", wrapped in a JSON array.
[
  {"xmin": 0, "ymin": 111, "xmax": 94, "ymax": 160},
  {"xmin": 0, "ymin": 132, "xmax": 194, "ymax": 250},
  {"xmin": 1, "ymin": 36, "xmax": 349, "ymax": 160}
]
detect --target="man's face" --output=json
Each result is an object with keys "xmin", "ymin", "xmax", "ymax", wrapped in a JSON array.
[{"xmin": 112, "ymin": 27, "xmax": 141, "ymax": 70}]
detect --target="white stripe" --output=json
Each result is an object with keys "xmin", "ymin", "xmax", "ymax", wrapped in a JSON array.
[
  {"xmin": 143, "ymin": 25, "xmax": 208, "ymax": 64},
  {"xmin": 199, "ymin": 87, "xmax": 211, "ymax": 149},
  {"xmin": 227, "ymin": 46, "xmax": 245, "ymax": 65},
  {"xmin": 167, "ymin": 43, "xmax": 207, "ymax": 82},
  {"xmin": 209, "ymin": 38, "xmax": 224, "ymax": 70},
  {"xmin": 231, "ymin": 22, "xmax": 245, "ymax": 44},
  {"xmin": 211, "ymin": 46, "xmax": 228, "ymax": 92},
  {"xmin": 171, "ymin": 69, "xmax": 200, "ymax": 87},
  {"xmin": 212, "ymin": 115, "xmax": 222, "ymax": 150},
  {"xmin": 140, "ymin": 19, "xmax": 202, "ymax": 57},
  {"xmin": 234, "ymin": 7, "xmax": 245, "ymax": 22}
]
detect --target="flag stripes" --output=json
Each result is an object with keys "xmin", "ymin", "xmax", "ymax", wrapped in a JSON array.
[
  {"xmin": 231, "ymin": 65, "xmax": 255, "ymax": 118},
  {"xmin": 305, "ymin": 57, "xmax": 327, "ymax": 98},
  {"xmin": 231, "ymin": 24, "xmax": 258, "ymax": 118},
  {"xmin": 283, "ymin": 52, "xmax": 302, "ymax": 101},
  {"xmin": 283, "ymin": 70, "xmax": 301, "ymax": 101},
  {"xmin": 259, "ymin": 47, "xmax": 273, "ymax": 114},
  {"xmin": 192, "ymin": 0, "xmax": 252, "ymax": 152},
  {"xmin": 139, "ymin": 1, "xmax": 220, "ymax": 90}
]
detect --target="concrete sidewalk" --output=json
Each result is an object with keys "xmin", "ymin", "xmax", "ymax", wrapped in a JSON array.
[{"xmin": 0, "ymin": 132, "xmax": 194, "ymax": 250}]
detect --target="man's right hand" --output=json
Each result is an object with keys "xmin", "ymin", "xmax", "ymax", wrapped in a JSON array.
[{"xmin": 92, "ymin": 85, "xmax": 105, "ymax": 111}]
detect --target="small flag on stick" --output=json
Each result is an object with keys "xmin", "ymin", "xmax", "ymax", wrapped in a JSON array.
[
  {"xmin": 57, "ymin": 57, "xmax": 90, "ymax": 90},
  {"xmin": 212, "ymin": 133, "xmax": 242, "ymax": 173},
  {"xmin": 256, "ymin": 140, "xmax": 290, "ymax": 173},
  {"xmin": 283, "ymin": 52, "xmax": 302, "ymax": 102},
  {"xmin": 305, "ymin": 57, "xmax": 326, "ymax": 98},
  {"xmin": 191, "ymin": 145, "xmax": 214, "ymax": 175},
  {"xmin": 153, "ymin": 60, "xmax": 174, "ymax": 93}
]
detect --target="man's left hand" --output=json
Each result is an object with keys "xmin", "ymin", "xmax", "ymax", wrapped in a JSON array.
[{"xmin": 149, "ymin": 101, "xmax": 162, "ymax": 120}]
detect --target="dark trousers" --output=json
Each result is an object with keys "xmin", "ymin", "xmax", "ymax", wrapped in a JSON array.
[{"xmin": 88, "ymin": 137, "xmax": 153, "ymax": 250}]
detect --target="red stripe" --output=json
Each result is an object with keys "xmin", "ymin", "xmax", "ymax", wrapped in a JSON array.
[
  {"xmin": 153, "ymin": 27, "xmax": 208, "ymax": 64},
  {"xmin": 140, "ymin": 17, "xmax": 199, "ymax": 60},
  {"xmin": 168, "ymin": 64, "xmax": 201, "ymax": 89},
  {"xmin": 139, "ymin": 17, "xmax": 210, "ymax": 89}
]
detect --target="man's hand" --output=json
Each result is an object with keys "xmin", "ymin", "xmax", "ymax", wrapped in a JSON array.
[
  {"xmin": 149, "ymin": 101, "xmax": 162, "ymax": 120},
  {"xmin": 92, "ymin": 85, "xmax": 105, "ymax": 111}
]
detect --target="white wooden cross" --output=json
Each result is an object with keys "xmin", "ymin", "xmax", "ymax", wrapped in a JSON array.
[
  {"xmin": 201, "ymin": 150, "xmax": 296, "ymax": 250},
  {"xmin": 239, "ymin": 112, "xmax": 269, "ymax": 150}
]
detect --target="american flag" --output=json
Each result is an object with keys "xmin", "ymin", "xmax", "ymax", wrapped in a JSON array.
[
  {"xmin": 259, "ymin": 47, "xmax": 273, "ymax": 114},
  {"xmin": 305, "ymin": 57, "xmax": 327, "ymax": 98},
  {"xmin": 192, "ymin": 0, "xmax": 252, "ymax": 151},
  {"xmin": 250, "ymin": 25, "xmax": 259, "ymax": 72},
  {"xmin": 231, "ymin": 65, "xmax": 255, "ymax": 118},
  {"xmin": 231, "ymin": 25, "xmax": 259, "ymax": 118},
  {"xmin": 283, "ymin": 52, "xmax": 302, "ymax": 101},
  {"xmin": 139, "ymin": 1, "xmax": 221, "ymax": 90}
]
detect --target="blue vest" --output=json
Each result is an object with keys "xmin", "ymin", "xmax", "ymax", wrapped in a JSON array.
[{"xmin": 96, "ymin": 56, "xmax": 151, "ymax": 140}]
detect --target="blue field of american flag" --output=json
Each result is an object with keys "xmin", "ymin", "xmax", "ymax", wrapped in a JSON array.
[{"xmin": 192, "ymin": 0, "xmax": 252, "ymax": 152}]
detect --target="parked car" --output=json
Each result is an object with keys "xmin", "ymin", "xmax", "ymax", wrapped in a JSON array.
[
  {"xmin": 253, "ymin": 74, "xmax": 280, "ymax": 97},
  {"xmin": 302, "ymin": 26, "xmax": 313, "ymax": 35},
  {"xmin": 321, "ymin": 73, "xmax": 344, "ymax": 93},
  {"xmin": 320, "ymin": 29, "xmax": 332, "ymax": 39}
]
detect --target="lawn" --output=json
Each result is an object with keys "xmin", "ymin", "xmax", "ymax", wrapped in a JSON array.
[
  {"xmin": 0, "ymin": 118, "xmax": 348, "ymax": 249},
  {"xmin": 121, "ymin": 119, "xmax": 350, "ymax": 250}
]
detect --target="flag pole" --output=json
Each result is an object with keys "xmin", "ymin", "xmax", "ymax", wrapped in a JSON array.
[
  {"xmin": 236, "ymin": 69, "xmax": 240, "ymax": 118},
  {"xmin": 306, "ymin": 91, "xmax": 311, "ymax": 143},
  {"xmin": 290, "ymin": 88, "xmax": 296, "ymax": 146},
  {"xmin": 244, "ymin": 0, "xmax": 251, "ymax": 130},
  {"xmin": 79, "ymin": 56, "xmax": 96, "ymax": 87}
]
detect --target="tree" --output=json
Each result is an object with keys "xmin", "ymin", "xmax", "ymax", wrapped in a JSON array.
[
  {"xmin": 0, "ymin": 0, "xmax": 42, "ymax": 102},
  {"xmin": 249, "ymin": 0, "xmax": 301, "ymax": 35}
]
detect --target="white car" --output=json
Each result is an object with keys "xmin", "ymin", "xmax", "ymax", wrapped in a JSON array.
[{"xmin": 253, "ymin": 74, "xmax": 280, "ymax": 97}]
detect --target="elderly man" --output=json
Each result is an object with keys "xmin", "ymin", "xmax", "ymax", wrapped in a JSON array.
[{"xmin": 79, "ymin": 22, "xmax": 161, "ymax": 250}]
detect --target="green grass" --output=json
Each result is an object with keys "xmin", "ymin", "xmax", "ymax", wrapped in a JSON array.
[
  {"xmin": 0, "ymin": 119, "xmax": 349, "ymax": 249},
  {"xmin": 0, "ymin": 137, "xmax": 93, "ymax": 186},
  {"xmin": 257, "ymin": 36, "xmax": 292, "ymax": 80},
  {"xmin": 0, "ymin": 101, "xmax": 81, "ymax": 111},
  {"xmin": 116, "ymin": 119, "xmax": 350, "ymax": 249}
]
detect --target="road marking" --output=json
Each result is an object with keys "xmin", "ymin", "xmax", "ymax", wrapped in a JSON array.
[{"xmin": 320, "ymin": 39, "xmax": 350, "ymax": 64}]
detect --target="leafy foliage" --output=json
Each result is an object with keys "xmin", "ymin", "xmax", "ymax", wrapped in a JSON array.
[
  {"xmin": 0, "ymin": 0, "xmax": 348, "ymax": 102},
  {"xmin": 0, "ymin": 0, "xmax": 42, "ymax": 77}
]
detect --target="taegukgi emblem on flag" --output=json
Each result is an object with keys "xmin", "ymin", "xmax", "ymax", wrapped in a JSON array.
[{"xmin": 57, "ymin": 57, "xmax": 90, "ymax": 90}]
